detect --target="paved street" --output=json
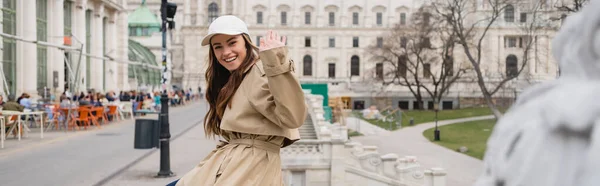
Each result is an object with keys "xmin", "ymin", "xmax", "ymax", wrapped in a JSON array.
[
  {"xmin": 0, "ymin": 101, "xmax": 208, "ymax": 186},
  {"xmin": 352, "ymin": 115, "xmax": 494, "ymax": 186}
]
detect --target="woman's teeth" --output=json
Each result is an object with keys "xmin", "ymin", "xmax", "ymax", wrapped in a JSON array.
[{"xmin": 225, "ymin": 57, "xmax": 237, "ymax": 62}]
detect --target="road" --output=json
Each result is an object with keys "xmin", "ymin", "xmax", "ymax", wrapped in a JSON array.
[{"xmin": 0, "ymin": 102, "xmax": 208, "ymax": 186}]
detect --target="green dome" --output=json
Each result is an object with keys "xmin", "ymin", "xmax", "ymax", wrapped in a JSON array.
[{"xmin": 128, "ymin": 4, "xmax": 161, "ymax": 27}]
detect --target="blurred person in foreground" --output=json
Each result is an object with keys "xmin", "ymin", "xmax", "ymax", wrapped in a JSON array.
[
  {"xmin": 475, "ymin": 1, "xmax": 600, "ymax": 186},
  {"xmin": 170, "ymin": 15, "xmax": 307, "ymax": 186}
]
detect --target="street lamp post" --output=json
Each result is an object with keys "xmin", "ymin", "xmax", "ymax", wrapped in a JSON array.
[
  {"xmin": 434, "ymin": 103, "xmax": 440, "ymax": 141},
  {"xmin": 157, "ymin": 0, "xmax": 177, "ymax": 178}
]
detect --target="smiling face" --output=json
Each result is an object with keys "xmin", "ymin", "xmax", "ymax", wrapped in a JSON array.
[{"xmin": 210, "ymin": 34, "xmax": 248, "ymax": 72}]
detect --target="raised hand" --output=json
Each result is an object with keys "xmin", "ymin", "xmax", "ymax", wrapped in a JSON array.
[{"xmin": 259, "ymin": 30, "xmax": 286, "ymax": 52}]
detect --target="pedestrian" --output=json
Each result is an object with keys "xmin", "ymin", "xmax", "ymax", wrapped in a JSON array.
[{"xmin": 171, "ymin": 15, "xmax": 307, "ymax": 186}]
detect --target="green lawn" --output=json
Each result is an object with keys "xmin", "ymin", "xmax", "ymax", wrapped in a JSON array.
[
  {"xmin": 423, "ymin": 119, "xmax": 497, "ymax": 160},
  {"xmin": 353, "ymin": 107, "xmax": 504, "ymax": 130},
  {"xmin": 348, "ymin": 129, "xmax": 363, "ymax": 137}
]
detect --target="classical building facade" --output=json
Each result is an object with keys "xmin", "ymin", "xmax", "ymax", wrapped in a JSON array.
[
  {"xmin": 0, "ymin": 0, "xmax": 132, "ymax": 97},
  {"xmin": 177, "ymin": 0, "xmax": 561, "ymax": 110},
  {"xmin": 161, "ymin": 0, "xmax": 559, "ymax": 110}
]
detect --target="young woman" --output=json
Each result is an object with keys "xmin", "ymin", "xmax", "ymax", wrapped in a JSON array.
[{"xmin": 173, "ymin": 15, "xmax": 307, "ymax": 186}]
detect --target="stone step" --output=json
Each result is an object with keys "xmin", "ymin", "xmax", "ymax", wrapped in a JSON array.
[{"xmin": 300, "ymin": 136, "xmax": 318, "ymax": 139}]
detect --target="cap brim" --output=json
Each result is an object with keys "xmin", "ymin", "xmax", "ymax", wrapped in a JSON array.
[{"xmin": 201, "ymin": 31, "xmax": 245, "ymax": 46}]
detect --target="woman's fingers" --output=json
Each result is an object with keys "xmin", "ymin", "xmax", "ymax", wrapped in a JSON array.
[{"xmin": 282, "ymin": 36, "xmax": 287, "ymax": 45}]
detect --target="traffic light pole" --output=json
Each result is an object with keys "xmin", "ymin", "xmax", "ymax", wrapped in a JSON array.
[{"xmin": 157, "ymin": 0, "xmax": 173, "ymax": 178}]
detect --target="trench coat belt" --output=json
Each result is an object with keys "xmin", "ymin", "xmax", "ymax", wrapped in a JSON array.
[{"xmin": 221, "ymin": 139, "xmax": 281, "ymax": 153}]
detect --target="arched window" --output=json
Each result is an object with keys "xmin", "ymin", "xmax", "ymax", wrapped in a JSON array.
[
  {"xmin": 351, "ymin": 55, "xmax": 360, "ymax": 76},
  {"xmin": 208, "ymin": 3, "xmax": 219, "ymax": 23},
  {"xmin": 504, "ymin": 5, "xmax": 515, "ymax": 22},
  {"xmin": 506, "ymin": 55, "xmax": 518, "ymax": 78},
  {"xmin": 303, "ymin": 55, "xmax": 312, "ymax": 76}
]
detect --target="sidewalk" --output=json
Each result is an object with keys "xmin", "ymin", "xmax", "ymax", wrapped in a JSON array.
[
  {"xmin": 0, "ymin": 118, "xmax": 132, "ymax": 157},
  {"xmin": 0, "ymin": 102, "xmax": 199, "ymax": 156},
  {"xmin": 343, "ymin": 116, "xmax": 390, "ymax": 136},
  {"xmin": 351, "ymin": 115, "xmax": 494, "ymax": 186},
  {"xmin": 103, "ymin": 119, "xmax": 217, "ymax": 186}
]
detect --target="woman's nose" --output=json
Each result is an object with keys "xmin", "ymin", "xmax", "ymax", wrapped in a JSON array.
[{"xmin": 222, "ymin": 46, "xmax": 232, "ymax": 55}]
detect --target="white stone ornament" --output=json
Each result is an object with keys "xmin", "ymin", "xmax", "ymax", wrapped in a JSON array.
[{"xmin": 475, "ymin": 1, "xmax": 600, "ymax": 186}]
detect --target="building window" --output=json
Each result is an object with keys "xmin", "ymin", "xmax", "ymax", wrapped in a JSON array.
[
  {"xmin": 37, "ymin": 0, "xmax": 48, "ymax": 90},
  {"xmin": 281, "ymin": 11, "xmax": 287, "ymax": 25},
  {"xmin": 208, "ymin": 2, "xmax": 219, "ymax": 23},
  {"xmin": 85, "ymin": 9, "xmax": 92, "ymax": 89},
  {"xmin": 352, "ymin": 12, "xmax": 359, "ymax": 25},
  {"xmin": 423, "ymin": 12, "xmax": 431, "ymax": 25},
  {"xmin": 305, "ymin": 12, "xmax": 311, "ymax": 25},
  {"xmin": 401, "ymin": 37, "xmax": 408, "ymax": 48},
  {"xmin": 504, "ymin": 5, "xmax": 514, "ymax": 22},
  {"xmin": 350, "ymin": 55, "xmax": 360, "ymax": 76},
  {"xmin": 376, "ymin": 12, "xmax": 383, "ymax": 25},
  {"xmin": 505, "ymin": 36, "xmax": 518, "ymax": 48},
  {"xmin": 129, "ymin": 27, "xmax": 136, "ymax": 36},
  {"xmin": 64, "ymin": 1, "xmax": 73, "ymax": 36},
  {"xmin": 423, "ymin": 63, "xmax": 431, "ymax": 78},
  {"xmin": 376, "ymin": 37, "xmax": 383, "ymax": 48},
  {"xmin": 303, "ymin": 55, "xmax": 312, "ymax": 76},
  {"xmin": 400, "ymin": 13, "xmax": 406, "ymax": 25},
  {"xmin": 398, "ymin": 55, "xmax": 407, "ymax": 78},
  {"xmin": 328, "ymin": 63, "xmax": 336, "ymax": 78},
  {"xmin": 329, "ymin": 12, "xmax": 335, "ymax": 26},
  {"xmin": 520, "ymin": 12, "xmax": 527, "ymax": 23},
  {"xmin": 305, "ymin": 37, "xmax": 311, "ymax": 47},
  {"xmin": 352, "ymin": 37, "xmax": 359, "ymax": 48},
  {"xmin": 256, "ymin": 36, "xmax": 262, "ymax": 46},
  {"xmin": 421, "ymin": 37, "xmax": 431, "ymax": 48},
  {"xmin": 445, "ymin": 56, "xmax": 454, "ymax": 76},
  {"xmin": 329, "ymin": 37, "xmax": 335, "ymax": 48},
  {"xmin": 257, "ymin": 11, "xmax": 263, "ymax": 24},
  {"xmin": 506, "ymin": 55, "xmax": 518, "ymax": 78},
  {"xmin": 2, "ymin": 0, "xmax": 17, "ymax": 94},
  {"xmin": 376, "ymin": 63, "xmax": 383, "ymax": 79},
  {"xmin": 142, "ymin": 27, "xmax": 150, "ymax": 36}
]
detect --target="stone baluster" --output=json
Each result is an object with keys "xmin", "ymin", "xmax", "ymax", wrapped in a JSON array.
[
  {"xmin": 397, "ymin": 156, "xmax": 425, "ymax": 186},
  {"xmin": 381, "ymin": 153, "xmax": 399, "ymax": 179},
  {"xmin": 424, "ymin": 168, "xmax": 446, "ymax": 186}
]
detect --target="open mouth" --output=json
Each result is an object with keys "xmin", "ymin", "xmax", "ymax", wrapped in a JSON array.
[{"xmin": 224, "ymin": 56, "xmax": 237, "ymax": 63}]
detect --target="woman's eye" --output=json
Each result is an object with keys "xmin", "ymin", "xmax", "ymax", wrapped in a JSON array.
[
  {"xmin": 214, "ymin": 46, "xmax": 222, "ymax": 49},
  {"xmin": 229, "ymin": 41, "xmax": 236, "ymax": 46}
]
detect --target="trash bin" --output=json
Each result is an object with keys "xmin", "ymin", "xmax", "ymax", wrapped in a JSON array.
[{"xmin": 134, "ymin": 119, "xmax": 159, "ymax": 149}]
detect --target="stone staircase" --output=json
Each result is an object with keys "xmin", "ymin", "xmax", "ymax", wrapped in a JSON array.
[
  {"xmin": 299, "ymin": 115, "xmax": 318, "ymax": 139},
  {"xmin": 280, "ymin": 92, "xmax": 447, "ymax": 186}
]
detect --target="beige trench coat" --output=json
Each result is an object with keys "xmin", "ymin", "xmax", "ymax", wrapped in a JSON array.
[{"xmin": 176, "ymin": 46, "xmax": 307, "ymax": 186}]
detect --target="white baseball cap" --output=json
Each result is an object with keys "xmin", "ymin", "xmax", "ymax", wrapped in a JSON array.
[{"xmin": 201, "ymin": 15, "xmax": 249, "ymax": 46}]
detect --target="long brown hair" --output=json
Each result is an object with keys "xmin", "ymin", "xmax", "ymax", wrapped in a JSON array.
[{"xmin": 203, "ymin": 34, "xmax": 259, "ymax": 138}]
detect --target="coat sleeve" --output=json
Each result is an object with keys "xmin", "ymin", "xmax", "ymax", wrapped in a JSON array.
[{"xmin": 248, "ymin": 46, "xmax": 307, "ymax": 129}]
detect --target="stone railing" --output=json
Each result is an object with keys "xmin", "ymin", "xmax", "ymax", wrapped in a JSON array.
[{"xmin": 280, "ymin": 92, "xmax": 446, "ymax": 186}]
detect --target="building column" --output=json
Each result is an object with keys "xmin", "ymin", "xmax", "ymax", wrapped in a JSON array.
[
  {"xmin": 16, "ymin": 0, "xmax": 37, "ymax": 95},
  {"xmin": 105, "ymin": 14, "xmax": 118, "ymax": 92},
  {"xmin": 184, "ymin": 0, "xmax": 191, "ymax": 25},
  {"xmin": 50, "ymin": 0, "xmax": 65, "ymax": 95},
  {"xmin": 118, "ymin": 11, "xmax": 130, "ymax": 90},
  {"xmin": 72, "ymin": 1, "xmax": 87, "ymax": 93},
  {"xmin": 197, "ymin": 0, "xmax": 205, "ymax": 26},
  {"xmin": 92, "ymin": 4, "xmax": 105, "ymax": 92}
]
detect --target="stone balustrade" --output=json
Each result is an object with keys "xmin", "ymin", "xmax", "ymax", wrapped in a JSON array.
[{"xmin": 280, "ymin": 92, "xmax": 446, "ymax": 186}]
